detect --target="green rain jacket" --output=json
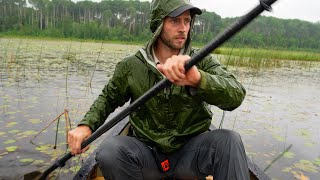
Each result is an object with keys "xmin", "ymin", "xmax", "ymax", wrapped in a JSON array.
[{"xmin": 79, "ymin": 0, "xmax": 246, "ymax": 154}]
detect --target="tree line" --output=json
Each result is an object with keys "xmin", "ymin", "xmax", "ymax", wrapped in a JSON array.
[{"xmin": 1, "ymin": 0, "xmax": 319, "ymax": 51}]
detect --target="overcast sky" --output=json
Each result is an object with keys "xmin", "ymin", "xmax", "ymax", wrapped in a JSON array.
[{"xmin": 72, "ymin": 0, "xmax": 319, "ymax": 23}]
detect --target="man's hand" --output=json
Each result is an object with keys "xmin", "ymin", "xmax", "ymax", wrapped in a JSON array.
[
  {"xmin": 68, "ymin": 125, "xmax": 92, "ymax": 155},
  {"xmin": 156, "ymin": 55, "xmax": 201, "ymax": 87}
]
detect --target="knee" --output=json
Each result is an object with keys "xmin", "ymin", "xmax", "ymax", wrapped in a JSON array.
[
  {"xmin": 210, "ymin": 129, "xmax": 242, "ymax": 144},
  {"xmin": 95, "ymin": 137, "xmax": 124, "ymax": 166},
  {"xmin": 222, "ymin": 129, "xmax": 241, "ymax": 142}
]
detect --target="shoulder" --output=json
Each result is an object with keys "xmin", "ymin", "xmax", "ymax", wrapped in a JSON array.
[
  {"xmin": 114, "ymin": 49, "xmax": 146, "ymax": 72},
  {"xmin": 120, "ymin": 49, "xmax": 145, "ymax": 65}
]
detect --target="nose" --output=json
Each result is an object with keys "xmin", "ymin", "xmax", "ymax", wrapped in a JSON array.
[{"xmin": 179, "ymin": 22, "xmax": 188, "ymax": 32}]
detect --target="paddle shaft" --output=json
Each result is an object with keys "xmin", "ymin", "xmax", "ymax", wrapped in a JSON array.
[{"xmin": 39, "ymin": 0, "xmax": 277, "ymax": 178}]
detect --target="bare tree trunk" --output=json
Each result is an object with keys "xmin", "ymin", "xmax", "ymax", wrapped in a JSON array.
[
  {"xmin": 78, "ymin": 7, "xmax": 81, "ymax": 23},
  {"xmin": 202, "ymin": 21, "xmax": 205, "ymax": 34},
  {"xmin": 45, "ymin": 10, "xmax": 48, "ymax": 29},
  {"xmin": 18, "ymin": 2, "xmax": 22, "ymax": 26},
  {"xmin": 32, "ymin": 10, "xmax": 34, "ymax": 28},
  {"xmin": 88, "ymin": 8, "xmax": 91, "ymax": 23},
  {"xmin": 84, "ymin": 8, "xmax": 86, "ymax": 24},
  {"xmin": 40, "ymin": 9, "xmax": 43, "ymax": 30}
]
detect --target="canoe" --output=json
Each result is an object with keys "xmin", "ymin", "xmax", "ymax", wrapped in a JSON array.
[{"xmin": 73, "ymin": 118, "xmax": 270, "ymax": 180}]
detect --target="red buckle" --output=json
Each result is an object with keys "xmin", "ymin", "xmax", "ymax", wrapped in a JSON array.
[{"xmin": 161, "ymin": 159, "xmax": 170, "ymax": 172}]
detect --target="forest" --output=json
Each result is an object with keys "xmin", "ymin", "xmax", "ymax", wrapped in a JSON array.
[{"xmin": 1, "ymin": 0, "xmax": 319, "ymax": 51}]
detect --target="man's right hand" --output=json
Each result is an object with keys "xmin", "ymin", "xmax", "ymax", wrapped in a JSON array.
[{"xmin": 68, "ymin": 125, "xmax": 92, "ymax": 155}]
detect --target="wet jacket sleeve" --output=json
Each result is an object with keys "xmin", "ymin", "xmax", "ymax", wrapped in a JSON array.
[
  {"xmin": 78, "ymin": 61, "xmax": 131, "ymax": 131},
  {"xmin": 193, "ymin": 55, "xmax": 246, "ymax": 111}
]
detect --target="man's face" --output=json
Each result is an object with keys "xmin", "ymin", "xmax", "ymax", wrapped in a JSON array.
[{"xmin": 159, "ymin": 10, "xmax": 191, "ymax": 50}]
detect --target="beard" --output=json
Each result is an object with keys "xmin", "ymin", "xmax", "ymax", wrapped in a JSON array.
[{"xmin": 159, "ymin": 31, "xmax": 187, "ymax": 50}]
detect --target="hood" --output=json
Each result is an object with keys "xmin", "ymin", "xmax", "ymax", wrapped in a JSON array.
[
  {"xmin": 150, "ymin": 0, "xmax": 202, "ymax": 33},
  {"xmin": 142, "ymin": 0, "xmax": 202, "ymax": 63}
]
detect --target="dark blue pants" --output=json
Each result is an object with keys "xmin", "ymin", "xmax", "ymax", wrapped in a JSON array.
[{"xmin": 95, "ymin": 129, "xmax": 250, "ymax": 180}]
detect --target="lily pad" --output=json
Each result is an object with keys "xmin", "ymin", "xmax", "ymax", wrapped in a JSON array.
[
  {"xmin": 4, "ymin": 140, "xmax": 16, "ymax": 144},
  {"xmin": 28, "ymin": 118, "xmax": 42, "ymax": 124},
  {"xmin": 273, "ymin": 134, "xmax": 285, "ymax": 142},
  {"xmin": 18, "ymin": 130, "xmax": 37, "ymax": 136},
  {"xmin": 20, "ymin": 158, "xmax": 34, "ymax": 163},
  {"xmin": 70, "ymin": 166, "xmax": 81, "ymax": 173},
  {"xmin": 283, "ymin": 151, "xmax": 295, "ymax": 159},
  {"xmin": 35, "ymin": 145, "xmax": 50, "ymax": 152},
  {"xmin": 294, "ymin": 160, "xmax": 318, "ymax": 173},
  {"xmin": 8, "ymin": 130, "xmax": 19, "ymax": 133},
  {"xmin": 6, "ymin": 146, "xmax": 18, "ymax": 152},
  {"xmin": 5, "ymin": 111, "xmax": 16, "ymax": 115},
  {"xmin": 0, "ymin": 132, "xmax": 6, "ymax": 136},
  {"xmin": 33, "ymin": 160, "xmax": 45, "ymax": 164},
  {"xmin": 304, "ymin": 142, "xmax": 315, "ymax": 147},
  {"xmin": 313, "ymin": 158, "xmax": 320, "ymax": 166},
  {"xmin": 281, "ymin": 167, "xmax": 292, "ymax": 173},
  {"xmin": 60, "ymin": 169, "xmax": 70, "ymax": 174},
  {"xmin": 297, "ymin": 129, "xmax": 311, "ymax": 139},
  {"xmin": 5, "ymin": 122, "xmax": 17, "ymax": 127},
  {"xmin": 0, "ymin": 105, "xmax": 10, "ymax": 108}
]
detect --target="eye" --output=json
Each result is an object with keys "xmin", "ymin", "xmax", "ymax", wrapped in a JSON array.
[
  {"xmin": 184, "ymin": 19, "xmax": 191, "ymax": 25},
  {"xmin": 171, "ymin": 18, "xmax": 179, "ymax": 24}
]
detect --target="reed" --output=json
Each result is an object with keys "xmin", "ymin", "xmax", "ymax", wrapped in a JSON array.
[
  {"xmin": 37, "ymin": 42, "xmax": 44, "ymax": 81},
  {"xmin": 62, "ymin": 40, "xmax": 76, "ymax": 109},
  {"xmin": 89, "ymin": 42, "xmax": 104, "ymax": 88},
  {"xmin": 215, "ymin": 47, "xmax": 320, "ymax": 62},
  {"xmin": 14, "ymin": 39, "xmax": 22, "ymax": 82}
]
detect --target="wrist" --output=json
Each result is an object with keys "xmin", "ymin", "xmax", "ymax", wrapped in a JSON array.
[
  {"xmin": 191, "ymin": 70, "xmax": 201, "ymax": 87},
  {"xmin": 78, "ymin": 124, "xmax": 92, "ymax": 133}
]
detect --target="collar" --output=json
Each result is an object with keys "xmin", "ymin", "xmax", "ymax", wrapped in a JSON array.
[{"xmin": 152, "ymin": 46, "xmax": 185, "ymax": 65}]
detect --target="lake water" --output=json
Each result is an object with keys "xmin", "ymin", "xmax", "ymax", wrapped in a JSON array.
[{"xmin": 0, "ymin": 38, "xmax": 319, "ymax": 179}]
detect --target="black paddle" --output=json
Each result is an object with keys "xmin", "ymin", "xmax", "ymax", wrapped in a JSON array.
[{"xmin": 37, "ymin": 0, "xmax": 278, "ymax": 179}]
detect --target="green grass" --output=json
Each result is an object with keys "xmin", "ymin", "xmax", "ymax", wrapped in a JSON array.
[
  {"xmin": 220, "ymin": 55, "xmax": 283, "ymax": 69},
  {"xmin": 214, "ymin": 47, "xmax": 320, "ymax": 61},
  {"xmin": 3, "ymin": 35, "xmax": 319, "ymax": 62}
]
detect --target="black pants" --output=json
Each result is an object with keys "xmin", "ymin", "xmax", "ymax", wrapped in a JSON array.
[{"xmin": 95, "ymin": 129, "xmax": 250, "ymax": 180}]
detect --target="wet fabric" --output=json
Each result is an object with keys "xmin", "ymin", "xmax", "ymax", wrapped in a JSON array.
[
  {"xmin": 95, "ymin": 129, "xmax": 250, "ymax": 180},
  {"xmin": 78, "ymin": 48, "xmax": 246, "ymax": 154},
  {"xmin": 78, "ymin": 0, "xmax": 246, "ymax": 154}
]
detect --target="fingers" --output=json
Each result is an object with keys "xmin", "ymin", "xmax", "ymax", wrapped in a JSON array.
[
  {"xmin": 81, "ymin": 145, "xmax": 90, "ymax": 153},
  {"xmin": 157, "ymin": 55, "xmax": 189, "ymax": 83},
  {"xmin": 68, "ymin": 126, "xmax": 92, "ymax": 155},
  {"xmin": 73, "ymin": 134, "xmax": 83, "ymax": 155},
  {"xmin": 157, "ymin": 63, "xmax": 184, "ymax": 82},
  {"xmin": 68, "ymin": 130, "xmax": 81, "ymax": 155}
]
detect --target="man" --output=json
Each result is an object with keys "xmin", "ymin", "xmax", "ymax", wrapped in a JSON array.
[{"xmin": 68, "ymin": 0, "xmax": 249, "ymax": 179}]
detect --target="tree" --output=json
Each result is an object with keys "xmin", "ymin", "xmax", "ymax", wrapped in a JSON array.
[{"xmin": 28, "ymin": 0, "xmax": 49, "ymax": 30}]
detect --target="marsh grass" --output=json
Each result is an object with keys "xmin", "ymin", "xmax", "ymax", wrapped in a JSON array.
[
  {"xmin": 13, "ymin": 39, "xmax": 24, "ymax": 82},
  {"xmin": 214, "ymin": 47, "xmax": 320, "ymax": 62},
  {"xmin": 89, "ymin": 42, "xmax": 104, "ymax": 88},
  {"xmin": 36, "ymin": 42, "xmax": 44, "ymax": 81},
  {"xmin": 221, "ymin": 56, "xmax": 282, "ymax": 69},
  {"xmin": 214, "ymin": 46, "xmax": 320, "ymax": 71},
  {"xmin": 62, "ymin": 41, "xmax": 76, "ymax": 109}
]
